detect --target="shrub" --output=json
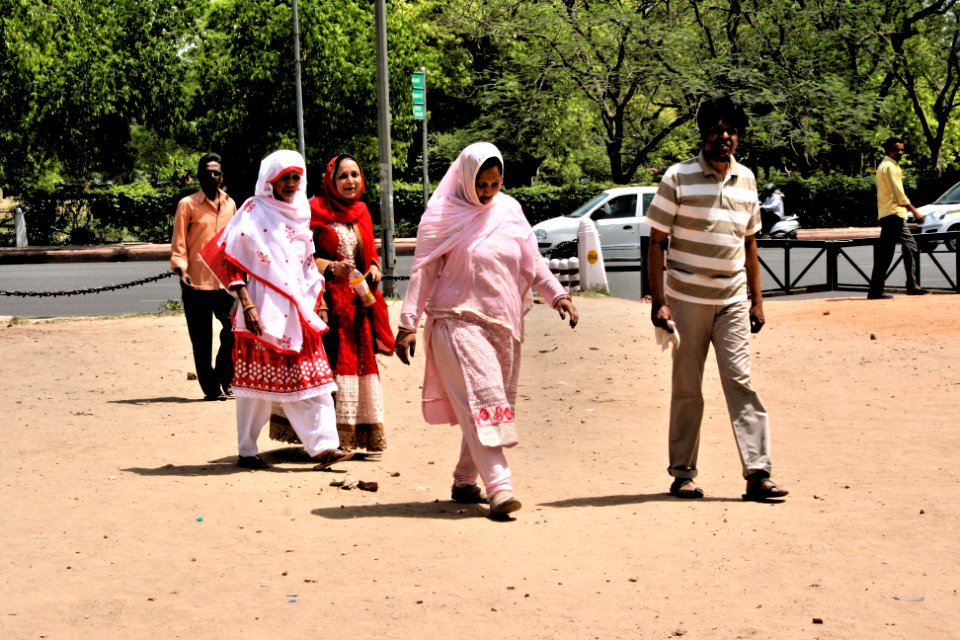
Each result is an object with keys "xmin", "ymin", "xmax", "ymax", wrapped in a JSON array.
[{"xmin": 17, "ymin": 183, "xmax": 189, "ymax": 246}]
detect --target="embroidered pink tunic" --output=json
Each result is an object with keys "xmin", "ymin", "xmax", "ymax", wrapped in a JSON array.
[{"xmin": 399, "ymin": 143, "xmax": 566, "ymax": 446}]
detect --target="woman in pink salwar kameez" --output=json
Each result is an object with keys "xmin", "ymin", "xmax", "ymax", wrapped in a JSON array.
[{"xmin": 394, "ymin": 142, "xmax": 579, "ymax": 518}]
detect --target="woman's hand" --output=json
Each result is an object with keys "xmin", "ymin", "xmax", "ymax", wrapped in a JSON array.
[
  {"xmin": 331, "ymin": 259, "xmax": 355, "ymax": 278},
  {"xmin": 318, "ymin": 308, "xmax": 328, "ymax": 324},
  {"xmin": 243, "ymin": 305, "xmax": 263, "ymax": 336},
  {"xmin": 367, "ymin": 263, "xmax": 382, "ymax": 284},
  {"xmin": 233, "ymin": 283, "xmax": 262, "ymax": 336},
  {"xmin": 394, "ymin": 329, "xmax": 417, "ymax": 365},
  {"xmin": 556, "ymin": 297, "xmax": 579, "ymax": 328}
]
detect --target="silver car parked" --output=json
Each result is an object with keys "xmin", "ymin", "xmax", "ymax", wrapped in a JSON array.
[{"xmin": 532, "ymin": 186, "xmax": 658, "ymax": 261}]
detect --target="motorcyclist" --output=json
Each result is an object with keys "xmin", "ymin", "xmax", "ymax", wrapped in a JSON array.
[{"xmin": 759, "ymin": 183, "xmax": 785, "ymax": 236}]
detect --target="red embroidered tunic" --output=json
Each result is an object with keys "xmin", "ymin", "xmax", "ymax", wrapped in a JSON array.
[{"xmin": 223, "ymin": 260, "xmax": 336, "ymax": 402}]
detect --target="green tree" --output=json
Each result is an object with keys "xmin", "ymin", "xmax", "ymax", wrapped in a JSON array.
[
  {"xmin": 882, "ymin": 0, "xmax": 960, "ymax": 173},
  {"xmin": 441, "ymin": 0, "xmax": 701, "ymax": 184},
  {"xmin": 187, "ymin": 0, "xmax": 470, "ymax": 199}
]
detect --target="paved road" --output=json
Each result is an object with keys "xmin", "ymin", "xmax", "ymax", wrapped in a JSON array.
[{"xmin": 1, "ymin": 246, "xmax": 956, "ymax": 318}]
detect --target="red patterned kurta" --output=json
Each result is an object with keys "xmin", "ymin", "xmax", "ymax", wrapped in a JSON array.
[{"xmin": 221, "ymin": 261, "xmax": 336, "ymax": 403}]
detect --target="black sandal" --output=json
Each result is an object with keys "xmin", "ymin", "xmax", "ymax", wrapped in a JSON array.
[
  {"xmin": 742, "ymin": 477, "xmax": 789, "ymax": 501},
  {"xmin": 669, "ymin": 477, "xmax": 704, "ymax": 499}
]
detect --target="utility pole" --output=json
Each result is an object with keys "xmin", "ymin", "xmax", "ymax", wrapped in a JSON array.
[
  {"xmin": 292, "ymin": 0, "xmax": 306, "ymax": 158},
  {"xmin": 374, "ymin": 0, "xmax": 396, "ymax": 296}
]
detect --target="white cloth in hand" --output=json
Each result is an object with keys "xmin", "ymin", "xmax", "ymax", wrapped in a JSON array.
[{"xmin": 654, "ymin": 320, "xmax": 681, "ymax": 352}]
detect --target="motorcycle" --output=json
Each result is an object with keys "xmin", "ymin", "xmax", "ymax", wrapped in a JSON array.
[
  {"xmin": 759, "ymin": 185, "xmax": 800, "ymax": 239},
  {"xmin": 765, "ymin": 213, "xmax": 801, "ymax": 239}
]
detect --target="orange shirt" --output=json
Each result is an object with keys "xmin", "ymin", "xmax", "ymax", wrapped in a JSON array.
[{"xmin": 170, "ymin": 189, "xmax": 237, "ymax": 290}]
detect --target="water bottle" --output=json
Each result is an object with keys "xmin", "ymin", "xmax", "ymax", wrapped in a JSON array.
[{"xmin": 350, "ymin": 269, "xmax": 376, "ymax": 307}]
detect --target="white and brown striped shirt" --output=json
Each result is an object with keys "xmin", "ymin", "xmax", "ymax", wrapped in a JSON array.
[{"xmin": 646, "ymin": 153, "xmax": 761, "ymax": 305}]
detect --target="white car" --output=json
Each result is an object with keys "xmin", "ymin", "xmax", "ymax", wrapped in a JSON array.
[
  {"xmin": 532, "ymin": 186, "xmax": 658, "ymax": 261},
  {"xmin": 916, "ymin": 181, "xmax": 960, "ymax": 252}
]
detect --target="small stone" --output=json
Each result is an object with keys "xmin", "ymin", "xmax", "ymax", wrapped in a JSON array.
[
  {"xmin": 812, "ymin": 617, "xmax": 824, "ymax": 624},
  {"xmin": 870, "ymin": 333, "xmax": 877, "ymax": 340}
]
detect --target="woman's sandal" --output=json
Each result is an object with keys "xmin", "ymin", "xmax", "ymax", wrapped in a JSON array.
[
  {"xmin": 742, "ymin": 477, "xmax": 789, "ymax": 501},
  {"xmin": 313, "ymin": 448, "xmax": 354, "ymax": 470},
  {"xmin": 669, "ymin": 477, "xmax": 704, "ymax": 499}
]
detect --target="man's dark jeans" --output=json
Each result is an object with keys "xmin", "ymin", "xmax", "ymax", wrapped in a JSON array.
[
  {"xmin": 182, "ymin": 286, "xmax": 236, "ymax": 397},
  {"xmin": 868, "ymin": 214, "xmax": 920, "ymax": 297}
]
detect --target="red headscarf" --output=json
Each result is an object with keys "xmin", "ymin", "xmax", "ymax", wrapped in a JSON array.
[{"xmin": 310, "ymin": 154, "xmax": 368, "ymax": 226}]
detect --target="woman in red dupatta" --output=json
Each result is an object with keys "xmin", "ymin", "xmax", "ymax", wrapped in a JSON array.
[{"xmin": 309, "ymin": 154, "xmax": 395, "ymax": 452}]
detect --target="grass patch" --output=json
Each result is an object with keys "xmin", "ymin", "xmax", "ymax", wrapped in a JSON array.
[{"xmin": 157, "ymin": 299, "xmax": 184, "ymax": 314}]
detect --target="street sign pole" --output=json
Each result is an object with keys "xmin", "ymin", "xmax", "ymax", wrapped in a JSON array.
[
  {"xmin": 411, "ymin": 70, "xmax": 429, "ymax": 206},
  {"xmin": 374, "ymin": 0, "xmax": 396, "ymax": 297},
  {"xmin": 419, "ymin": 67, "xmax": 429, "ymax": 206}
]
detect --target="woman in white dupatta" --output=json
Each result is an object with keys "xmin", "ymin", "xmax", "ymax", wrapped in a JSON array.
[
  {"xmin": 201, "ymin": 150, "xmax": 353, "ymax": 471},
  {"xmin": 394, "ymin": 142, "xmax": 579, "ymax": 517}
]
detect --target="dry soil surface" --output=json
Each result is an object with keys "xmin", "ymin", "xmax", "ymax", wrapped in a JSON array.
[{"xmin": 2, "ymin": 293, "xmax": 959, "ymax": 640}]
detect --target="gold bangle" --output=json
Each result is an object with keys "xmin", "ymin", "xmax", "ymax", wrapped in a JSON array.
[{"xmin": 242, "ymin": 304, "xmax": 255, "ymax": 312}]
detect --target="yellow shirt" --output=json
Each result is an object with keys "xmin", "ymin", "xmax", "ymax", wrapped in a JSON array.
[
  {"xmin": 876, "ymin": 156, "xmax": 910, "ymax": 220},
  {"xmin": 170, "ymin": 190, "xmax": 237, "ymax": 290}
]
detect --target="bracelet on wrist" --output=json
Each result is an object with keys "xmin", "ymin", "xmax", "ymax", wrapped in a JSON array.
[
  {"xmin": 553, "ymin": 294, "xmax": 572, "ymax": 309},
  {"xmin": 242, "ymin": 304, "xmax": 256, "ymax": 312}
]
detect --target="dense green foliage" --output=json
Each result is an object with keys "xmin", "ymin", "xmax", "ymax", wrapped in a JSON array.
[{"xmin": 5, "ymin": 0, "xmax": 960, "ymax": 245}]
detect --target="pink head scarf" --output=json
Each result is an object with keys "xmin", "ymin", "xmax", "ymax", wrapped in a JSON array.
[{"xmin": 410, "ymin": 142, "xmax": 523, "ymax": 274}]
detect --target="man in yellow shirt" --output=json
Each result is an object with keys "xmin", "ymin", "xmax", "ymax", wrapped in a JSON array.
[
  {"xmin": 170, "ymin": 153, "xmax": 238, "ymax": 399},
  {"xmin": 868, "ymin": 137, "xmax": 928, "ymax": 299}
]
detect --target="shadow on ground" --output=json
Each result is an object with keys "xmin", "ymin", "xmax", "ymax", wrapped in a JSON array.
[{"xmin": 122, "ymin": 446, "xmax": 375, "ymax": 476}]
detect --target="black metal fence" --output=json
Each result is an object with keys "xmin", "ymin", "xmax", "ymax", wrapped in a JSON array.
[{"xmin": 638, "ymin": 232, "xmax": 960, "ymax": 298}]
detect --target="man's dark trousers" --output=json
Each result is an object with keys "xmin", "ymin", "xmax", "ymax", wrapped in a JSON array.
[
  {"xmin": 182, "ymin": 286, "xmax": 236, "ymax": 398},
  {"xmin": 868, "ymin": 214, "xmax": 920, "ymax": 297}
]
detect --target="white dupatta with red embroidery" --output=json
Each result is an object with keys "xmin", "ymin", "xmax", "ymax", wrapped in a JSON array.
[{"xmin": 214, "ymin": 150, "xmax": 326, "ymax": 354}]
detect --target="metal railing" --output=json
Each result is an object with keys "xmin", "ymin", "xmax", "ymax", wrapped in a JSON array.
[
  {"xmin": 756, "ymin": 232, "xmax": 960, "ymax": 295},
  {"xmin": 639, "ymin": 232, "xmax": 960, "ymax": 298}
]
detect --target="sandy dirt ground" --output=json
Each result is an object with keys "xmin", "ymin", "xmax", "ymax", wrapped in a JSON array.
[{"xmin": 2, "ymin": 293, "xmax": 958, "ymax": 640}]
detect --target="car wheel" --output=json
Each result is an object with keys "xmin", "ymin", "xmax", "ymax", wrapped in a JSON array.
[{"xmin": 947, "ymin": 223, "xmax": 960, "ymax": 253}]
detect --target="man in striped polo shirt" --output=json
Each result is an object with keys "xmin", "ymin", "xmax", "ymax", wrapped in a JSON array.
[{"xmin": 645, "ymin": 95, "xmax": 789, "ymax": 502}]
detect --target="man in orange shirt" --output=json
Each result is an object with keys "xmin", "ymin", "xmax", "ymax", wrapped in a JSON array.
[{"xmin": 170, "ymin": 153, "xmax": 238, "ymax": 400}]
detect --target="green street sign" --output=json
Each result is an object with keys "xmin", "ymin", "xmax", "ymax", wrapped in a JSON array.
[
  {"xmin": 412, "ymin": 88, "xmax": 425, "ymax": 104},
  {"xmin": 411, "ymin": 72, "xmax": 425, "ymax": 90},
  {"xmin": 413, "ymin": 104, "xmax": 426, "ymax": 120}
]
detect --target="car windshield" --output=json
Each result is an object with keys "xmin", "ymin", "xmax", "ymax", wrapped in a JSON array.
[
  {"xmin": 934, "ymin": 182, "xmax": 960, "ymax": 204},
  {"xmin": 567, "ymin": 193, "xmax": 609, "ymax": 218}
]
